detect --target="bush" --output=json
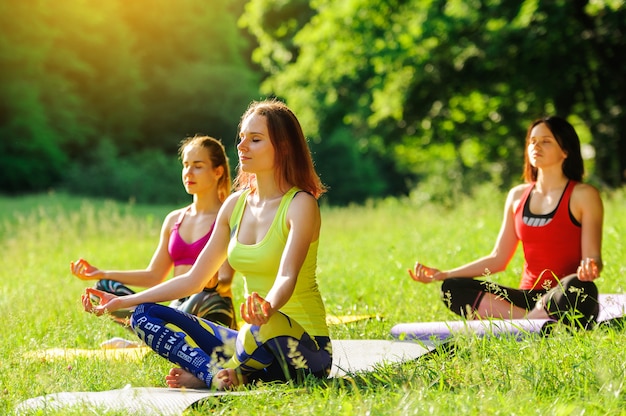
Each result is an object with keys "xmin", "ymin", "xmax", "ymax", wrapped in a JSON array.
[{"xmin": 61, "ymin": 139, "xmax": 186, "ymax": 205}]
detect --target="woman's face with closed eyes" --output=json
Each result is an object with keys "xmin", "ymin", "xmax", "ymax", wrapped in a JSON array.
[{"xmin": 237, "ymin": 114, "xmax": 275, "ymax": 175}]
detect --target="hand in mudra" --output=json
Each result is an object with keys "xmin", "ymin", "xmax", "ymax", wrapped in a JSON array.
[
  {"xmin": 408, "ymin": 262, "xmax": 441, "ymax": 283},
  {"xmin": 240, "ymin": 292, "xmax": 271, "ymax": 325},
  {"xmin": 81, "ymin": 287, "xmax": 121, "ymax": 316}
]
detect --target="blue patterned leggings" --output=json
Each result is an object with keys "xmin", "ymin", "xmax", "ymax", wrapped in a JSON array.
[{"xmin": 130, "ymin": 303, "xmax": 332, "ymax": 388}]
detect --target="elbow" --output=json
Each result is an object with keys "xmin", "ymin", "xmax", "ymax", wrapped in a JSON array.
[
  {"xmin": 171, "ymin": 273, "xmax": 205, "ymax": 295},
  {"xmin": 490, "ymin": 260, "xmax": 509, "ymax": 273},
  {"xmin": 486, "ymin": 255, "xmax": 509, "ymax": 274},
  {"xmin": 192, "ymin": 280, "xmax": 207, "ymax": 294}
]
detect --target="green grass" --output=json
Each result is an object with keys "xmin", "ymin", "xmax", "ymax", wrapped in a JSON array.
[{"xmin": 1, "ymin": 186, "xmax": 626, "ymax": 415}]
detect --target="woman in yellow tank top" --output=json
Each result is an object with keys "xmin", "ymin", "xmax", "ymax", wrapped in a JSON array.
[{"xmin": 81, "ymin": 99, "xmax": 331, "ymax": 391}]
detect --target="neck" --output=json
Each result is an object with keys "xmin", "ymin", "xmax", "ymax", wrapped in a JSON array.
[
  {"xmin": 252, "ymin": 173, "xmax": 290, "ymax": 202},
  {"xmin": 191, "ymin": 192, "xmax": 222, "ymax": 214},
  {"xmin": 535, "ymin": 170, "xmax": 568, "ymax": 194}
]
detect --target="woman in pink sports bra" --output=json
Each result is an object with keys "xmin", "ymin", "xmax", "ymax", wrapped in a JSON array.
[
  {"xmin": 409, "ymin": 116, "xmax": 603, "ymax": 329},
  {"xmin": 71, "ymin": 136, "xmax": 237, "ymax": 330}
]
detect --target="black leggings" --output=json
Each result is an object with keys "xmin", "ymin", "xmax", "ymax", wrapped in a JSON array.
[
  {"xmin": 95, "ymin": 279, "xmax": 237, "ymax": 329},
  {"xmin": 441, "ymin": 274, "xmax": 599, "ymax": 328}
]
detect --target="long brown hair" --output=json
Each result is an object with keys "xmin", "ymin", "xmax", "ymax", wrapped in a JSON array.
[
  {"xmin": 179, "ymin": 135, "xmax": 231, "ymax": 202},
  {"xmin": 522, "ymin": 116, "xmax": 584, "ymax": 183},
  {"xmin": 233, "ymin": 99, "xmax": 326, "ymax": 199}
]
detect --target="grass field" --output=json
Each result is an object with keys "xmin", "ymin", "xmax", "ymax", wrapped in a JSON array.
[{"xmin": 1, "ymin": 185, "xmax": 625, "ymax": 415}]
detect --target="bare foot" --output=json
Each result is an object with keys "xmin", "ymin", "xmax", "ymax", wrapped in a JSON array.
[
  {"xmin": 165, "ymin": 367, "xmax": 208, "ymax": 389},
  {"xmin": 212, "ymin": 368, "xmax": 247, "ymax": 390}
]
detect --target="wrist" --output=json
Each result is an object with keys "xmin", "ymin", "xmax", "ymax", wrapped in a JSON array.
[{"xmin": 117, "ymin": 294, "xmax": 136, "ymax": 311}]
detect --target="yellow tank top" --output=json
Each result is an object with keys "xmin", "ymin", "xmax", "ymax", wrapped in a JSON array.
[{"xmin": 228, "ymin": 187, "xmax": 329, "ymax": 337}]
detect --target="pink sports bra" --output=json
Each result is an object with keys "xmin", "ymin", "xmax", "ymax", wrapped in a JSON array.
[{"xmin": 168, "ymin": 208, "xmax": 214, "ymax": 267}]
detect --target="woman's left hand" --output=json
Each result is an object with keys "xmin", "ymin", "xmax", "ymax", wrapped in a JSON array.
[
  {"xmin": 408, "ymin": 262, "xmax": 441, "ymax": 283},
  {"xmin": 240, "ymin": 292, "xmax": 272, "ymax": 326},
  {"xmin": 81, "ymin": 288, "xmax": 124, "ymax": 316},
  {"xmin": 577, "ymin": 258, "xmax": 600, "ymax": 282}
]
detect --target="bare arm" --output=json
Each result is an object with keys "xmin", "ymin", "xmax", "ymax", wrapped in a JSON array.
[
  {"xmin": 87, "ymin": 194, "xmax": 239, "ymax": 313},
  {"xmin": 70, "ymin": 210, "xmax": 178, "ymax": 286},
  {"xmin": 572, "ymin": 183, "xmax": 603, "ymax": 280},
  {"xmin": 409, "ymin": 185, "xmax": 525, "ymax": 283},
  {"xmin": 217, "ymin": 260, "xmax": 235, "ymax": 298}
]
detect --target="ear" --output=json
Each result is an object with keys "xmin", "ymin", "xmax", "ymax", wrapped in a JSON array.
[{"xmin": 214, "ymin": 165, "xmax": 225, "ymax": 179}]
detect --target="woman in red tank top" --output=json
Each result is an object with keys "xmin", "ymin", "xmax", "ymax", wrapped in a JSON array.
[{"xmin": 408, "ymin": 116, "xmax": 603, "ymax": 328}]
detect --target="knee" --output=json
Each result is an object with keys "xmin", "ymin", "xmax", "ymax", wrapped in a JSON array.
[
  {"xmin": 95, "ymin": 279, "xmax": 134, "ymax": 296},
  {"xmin": 236, "ymin": 313, "xmax": 307, "ymax": 354},
  {"xmin": 440, "ymin": 278, "xmax": 454, "ymax": 294},
  {"xmin": 441, "ymin": 278, "xmax": 482, "ymax": 317},
  {"xmin": 129, "ymin": 302, "xmax": 159, "ymax": 330},
  {"xmin": 544, "ymin": 276, "xmax": 599, "ymax": 328}
]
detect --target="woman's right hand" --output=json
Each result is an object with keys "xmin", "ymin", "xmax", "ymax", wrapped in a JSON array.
[
  {"xmin": 70, "ymin": 258, "xmax": 103, "ymax": 280},
  {"xmin": 408, "ymin": 262, "xmax": 442, "ymax": 283},
  {"xmin": 81, "ymin": 287, "xmax": 125, "ymax": 315}
]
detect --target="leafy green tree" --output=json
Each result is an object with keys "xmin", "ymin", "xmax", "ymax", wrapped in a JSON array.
[
  {"xmin": 1, "ymin": 0, "xmax": 259, "ymax": 200},
  {"xmin": 1, "ymin": 1, "xmax": 78, "ymax": 191},
  {"xmin": 119, "ymin": 0, "xmax": 258, "ymax": 152},
  {"xmin": 1, "ymin": 0, "xmax": 145, "ymax": 192},
  {"xmin": 243, "ymin": 0, "xmax": 626, "ymax": 204}
]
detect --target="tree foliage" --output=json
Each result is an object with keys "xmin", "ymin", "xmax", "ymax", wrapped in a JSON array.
[
  {"xmin": 2, "ymin": 1, "xmax": 625, "ymax": 205},
  {"xmin": 0, "ymin": 0, "xmax": 257, "ymax": 202},
  {"xmin": 242, "ymin": 0, "xmax": 626, "ymax": 204}
]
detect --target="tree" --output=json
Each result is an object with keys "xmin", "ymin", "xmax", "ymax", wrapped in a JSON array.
[
  {"xmin": 243, "ymin": 0, "xmax": 626, "ymax": 204},
  {"xmin": 119, "ymin": 0, "xmax": 259, "ymax": 152},
  {"xmin": 0, "ymin": 0, "xmax": 259, "ymax": 200}
]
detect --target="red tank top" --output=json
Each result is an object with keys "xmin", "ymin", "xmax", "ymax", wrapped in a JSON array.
[{"xmin": 514, "ymin": 181, "xmax": 581, "ymax": 290}]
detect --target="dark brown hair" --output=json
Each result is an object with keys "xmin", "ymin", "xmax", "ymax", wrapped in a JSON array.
[{"xmin": 523, "ymin": 116, "xmax": 584, "ymax": 183}]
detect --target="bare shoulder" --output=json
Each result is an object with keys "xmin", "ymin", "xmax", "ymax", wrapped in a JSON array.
[
  {"xmin": 509, "ymin": 183, "xmax": 531, "ymax": 197},
  {"xmin": 220, "ymin": 190, "xmax": 246, "ymax": 218},
  {"xmin": 293, "ymin": 190, "xmax": 317, "ymax": 202},
  {"xmin": 571, "ymin": 182, "xmax": 603, "ymax": 208},
  {"xmin": 291, "ymin": 190, "xmax": 318, "ymax": 209},
  {"xmin": 507, "ymin": 183, "xmax": 531, "ymax": 203},
  {"xmin": 224, "ymin": 190, "xmax": 246, "ymax": 205},
  {"xmin": 572, "ymin": 182, "xmax": 601, "ymax": 199},
  {"xmin": 163, "ymin": 207, "xmax": 187, "ymax": 229},
  {"xmin": 503, "ymin": 183, "xmax": 531, "ymax": 213},
  {"xmin": 287, "ymin": 192, "xmax": 320, "ymax": 239},
  {"xmin": 288, "ymin": 191, "xmax": 320, "ymax": 220}
]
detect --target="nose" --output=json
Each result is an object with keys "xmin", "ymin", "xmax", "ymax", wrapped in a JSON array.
[{"xmin": 237, "ymin": 138, "xmax": 247, "ymax": 151}]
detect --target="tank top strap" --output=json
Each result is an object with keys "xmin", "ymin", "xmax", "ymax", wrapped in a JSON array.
[
  {"xmin": 276, "ymin": 188, "xmax": 300, "ymax": 219},
  {"xmin": 229, "ymin": 189, "xmax": 251, "ymax": 233},
  {"xmin": 561, "ymin": 180, "xmax": 577, "ymax": 203},
  {"xmin": 515, "ymin": 183, "xmax": 535, "ymax": 216},
  {"xmin": 174, "ymin": 206, "xmax": 191, "ymax": 227}
]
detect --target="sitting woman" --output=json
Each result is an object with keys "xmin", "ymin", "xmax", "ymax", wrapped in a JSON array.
[
  {"xmin": 82, "ymin": 99, "xmax": 332, "ymax": 390},
  {"xmin": 72, "ymin": 135, "xmax": 237, "ymax": 329},
  {"xmin": 408, "ymin": 116, "xmax": 602, "ymax": 328}
]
